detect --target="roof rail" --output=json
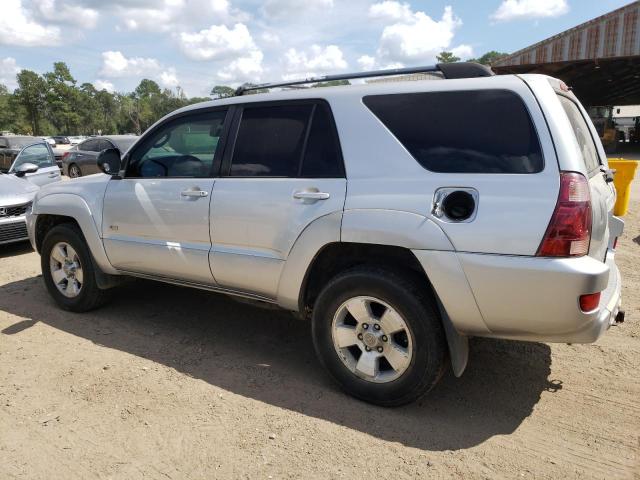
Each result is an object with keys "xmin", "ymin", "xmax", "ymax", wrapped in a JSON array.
[{"xmin": 235, "ymin": 62, "xmax": 494, "ymax": 96}]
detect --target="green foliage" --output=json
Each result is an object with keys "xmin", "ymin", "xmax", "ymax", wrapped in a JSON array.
[
  {"xmin": 1, "ymin": 62, "xmax": 216, "ymax": 136},
  {"xmin": 468, "ymin": 51, "xmax": 509, "ymax": 65},
  {"xmin": 210, "ymin": 85, "xmax": 236, "ymax": 99},
  {"xmin": 436, "ymin": 51, "xmax": 460, "ymax": 64}
]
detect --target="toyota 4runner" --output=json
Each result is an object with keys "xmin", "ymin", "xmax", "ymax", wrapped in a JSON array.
[{"xmin": 27, "ymin": 63, "xmax": 625, "ymax": 406}]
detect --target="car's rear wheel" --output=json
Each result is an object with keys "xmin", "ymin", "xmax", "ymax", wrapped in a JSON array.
[
  {"xmin": 312, "ymin": 267, "xmax": 447, "ymax": 406},
  {"xmin": 68, "ymin": 164, "xmax": 82, "ymax": 178},
  {"xmin": 41, "ymin": 224, "xmax": 111, "ymax": 312}
]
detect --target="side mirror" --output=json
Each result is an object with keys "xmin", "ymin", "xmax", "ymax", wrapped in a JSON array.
[
  {"xmin": 97, "ymin": 148, "xmax": 122, "ymax": 176},
  {"xmin": 14, "ymin": 162, "xmax": 39, "ymax": 177}
]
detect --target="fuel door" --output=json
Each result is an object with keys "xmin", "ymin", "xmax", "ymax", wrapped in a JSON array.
[{"xmin": 432, "ymin": 187, "xmax": 479, "ymax": 223}]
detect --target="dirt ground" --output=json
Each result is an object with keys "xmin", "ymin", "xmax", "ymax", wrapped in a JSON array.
[{"xmin": 1, "ymin": 178, "xmax": 639, "ymax": 479}]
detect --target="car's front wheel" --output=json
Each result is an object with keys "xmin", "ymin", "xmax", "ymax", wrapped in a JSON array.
[
  {"xmin": 312, "ymin": 267, "xmax": 447, "ymax": 407},
  {"xmin": 41, "ymin": 224, "xmax": 111, "ymax": 312}
]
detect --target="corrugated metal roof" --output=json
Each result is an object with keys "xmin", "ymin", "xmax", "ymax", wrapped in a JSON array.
[{"xmin": 493, "ymin": 1, "xmax": 640, "ymax": 67}]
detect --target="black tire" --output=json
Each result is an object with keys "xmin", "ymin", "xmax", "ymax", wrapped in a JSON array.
[
  {"xmin": 41, "ymin": 223, "xmax": 111, "ymax": 312},
  {"xmin": 68, "ymin": 164, "xmax": 82, "ymax": 178},
  {"xmin": 312, "ymin": 266, "xmax": 447, "ymax": 407}
]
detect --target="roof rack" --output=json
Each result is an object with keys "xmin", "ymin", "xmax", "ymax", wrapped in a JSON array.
[{"xmin": 235, "ymin": 62, "xmax": 494, "ymax": 96}]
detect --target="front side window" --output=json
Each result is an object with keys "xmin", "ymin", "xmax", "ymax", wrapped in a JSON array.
[
  {"xmin": 364, "ymin": 90, "xmax": 543, "ymax": 174},
  {"xmin": 558, "ymin": 96, "xmax": 601, "ymax": 174},
  {"xmin": 12, "ymin": 143, "xmax": 54, "ymax": 170},
  {"xmin": 126, "ymin": 110, "xmax": 227, "ymax": 178}
]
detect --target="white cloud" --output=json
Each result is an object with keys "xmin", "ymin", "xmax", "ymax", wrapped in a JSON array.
[
  {"xmin": 357, "ymin": 55, "xmax": 377, "ymax": 71},
  {"xmin": 32, "ymin": 0, "xmax": 99, "ymax": 28},
  {"xmin": 99, "ymin": 51, "xmax": 181, "ymax": 90},
  {"xmin": 0, "ymin": 57, "xmax": 21, "ymax": 91},
  {"xmin": 451, "ymin": 44, "xmax": 474, "ymax": 60},
  {"xmin": 100, "ymin": 51, "xmax": 161, "ymax": 77},
  {"xmin": 490, "ymin": 0, "xmax": 569, "ymax": 22},
  {"xmin": 217, "ymin": 50, "xmax": 264, "ymax": 83},
  {"xmin": 159, "ymin": 69, "xmax": 180, "ymax": 89},
  {"xmin": 261, "ymin": 31, "xmax": 281, "ymax": 45},
  {"xmin": 93, "ymin": 79, "xmax": 115, "ymax": 92},
  {"xmin": 370, "ymin": 4, "xmax": 464, "ymax": 64},
  {"xmin": 178, "ymin": 23, "xmax": 257, "ymax": 61},
  {"xmin": 117, "ymin": 0, "xmax": 247, "ymax": 32},
  {"xmin": 283, "ymin": 45, "xmax": 348, "ymax": 79},
  {"xmin": 369, "ymin": 0, "xmax": 413, "ymax": 22},
  {"xmin": 261, "ymin": 0, "xmax": 333, "ymax": 19},
  {"xmin": 0, "ymin": 0, "xmax": 61, "ymax": 46}
]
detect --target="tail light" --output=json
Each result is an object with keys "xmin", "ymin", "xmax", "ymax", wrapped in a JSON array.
[
  {"xmin": 537, "ymin": 172, "xmax": 592, "ymax": 257},
  {"xmin": 579, "ymin": 292, "xmax": 601, "ymax": 312},
  {"xmin": 62, "ymin": 152, "xmax": 70, "ymax": 161}
]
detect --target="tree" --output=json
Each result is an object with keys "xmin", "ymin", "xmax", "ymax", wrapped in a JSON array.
[
  {"xmin": 210, "ymin": 85, "xmax": 236, "ymax": 99},
  {"xmin": 135, "ymin": 79, "xmax": 161, "ymax": 99},
  {"xmin": 44, "ymin": 62, "xmax": 82, "ymax": 134},
  {"xmin": 469, "ymin": 51, "xmax": 509, "ymax": 66},
  {"xmin": 14, "ymin": 70, "xmax": 48, "ymax": 135},
  {"xmin": 436, "ymin": 51, "xmax": 460, "ymax": 63}
]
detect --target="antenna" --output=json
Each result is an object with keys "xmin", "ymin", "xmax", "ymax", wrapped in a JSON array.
[{"xmin": 234, "ymin": 62, "xmax": 494, "ymax": 96}]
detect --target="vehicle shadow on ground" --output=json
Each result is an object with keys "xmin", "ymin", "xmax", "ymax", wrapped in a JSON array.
[
  {"xmin": 0, "ymin": 242, "xmax": 33, "ymax": 259},
  {"xmin": 0, "ymin": 276, "xmax": 561, "ymax": 451}
]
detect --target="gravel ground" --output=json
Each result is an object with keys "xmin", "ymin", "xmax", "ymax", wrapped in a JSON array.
[{"xmin": 0, "ymin": 174, "xmax": 638, "ymax": 479}]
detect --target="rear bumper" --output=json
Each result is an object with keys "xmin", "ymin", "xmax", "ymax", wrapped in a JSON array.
[{"xmin": 414, "ymin": 249, "xmax": 622, "ymax": 344}]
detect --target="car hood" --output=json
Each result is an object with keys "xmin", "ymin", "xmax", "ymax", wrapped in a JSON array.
[{"xmin": 0, "ymin": 173, "xmax": 39, "ymax": 206}]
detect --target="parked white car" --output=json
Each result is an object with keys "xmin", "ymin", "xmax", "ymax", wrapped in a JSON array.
[{"xmin": 0, "ymin": 138, "xmax": 61, "ymax": 245}]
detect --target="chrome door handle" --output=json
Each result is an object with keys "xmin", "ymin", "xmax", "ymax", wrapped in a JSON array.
[
  {"xmin": 181, "ymin": 189, "xmax": 209, "ymax": 198},
  {"xmin": 293, "ymin": 191, "xmax": 330, "ymax": 201}
]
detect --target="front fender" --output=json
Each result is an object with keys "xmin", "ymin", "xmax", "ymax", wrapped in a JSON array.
[{"xmin": 32, "ymin": 193, "xmax": 118, "ymax": 275}]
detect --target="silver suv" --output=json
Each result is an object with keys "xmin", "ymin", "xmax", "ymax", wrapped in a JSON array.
[{"xmin": 26, "ymin": 64, "xmax": 624, "ymax": 406}]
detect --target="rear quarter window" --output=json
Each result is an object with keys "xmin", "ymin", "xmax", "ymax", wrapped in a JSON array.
[
  {"xmin": 557, "ymin": 95, "xmax": 601, "ymax": 174},
  {"xmin": 363, "ymin": 89, "xmax": 543, "ymax": 174}
]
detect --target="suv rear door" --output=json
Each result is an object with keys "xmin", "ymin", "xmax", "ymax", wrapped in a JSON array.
[{"xmin": 209, "ymin": 100, "xmax": 346, "ymax": 298}]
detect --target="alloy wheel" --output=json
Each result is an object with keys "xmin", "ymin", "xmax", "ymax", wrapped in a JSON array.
[{"xmin": 331, "ymin": 296, "xmax": 414, "ymax": 383}]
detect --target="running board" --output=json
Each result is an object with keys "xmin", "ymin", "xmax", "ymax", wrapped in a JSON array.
[{"xmin": 117, "ymin": 270, "xmax": 278, "ymax": 305}]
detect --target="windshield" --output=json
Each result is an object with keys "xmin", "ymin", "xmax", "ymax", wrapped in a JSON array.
[{"xmin": 112, "ymin": 137, "xmax": 137, "ymax": 152}]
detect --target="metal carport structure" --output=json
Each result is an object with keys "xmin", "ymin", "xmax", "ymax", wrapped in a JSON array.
[{"xmin": 492, "ymin": 1, "xmax": 640, "ymax": 106}]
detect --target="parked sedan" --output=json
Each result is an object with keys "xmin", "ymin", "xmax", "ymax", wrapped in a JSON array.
[
  {"xmin": 62, "ymin": 135, "xmax": 138, "ymax": 178},
  {"xmin": 0, "ymin": 137, "xmax": 61, "ymax": 187}
]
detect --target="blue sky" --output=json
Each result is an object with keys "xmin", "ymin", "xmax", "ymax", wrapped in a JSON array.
[{"xmin": 0, "ymin": 0, "xmax": 634, "ymax": 97}]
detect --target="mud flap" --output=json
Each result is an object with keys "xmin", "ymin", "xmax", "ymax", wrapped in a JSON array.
[{"xmin": 436, "ymin": 298, "xmax": 469, "ymax": 377}]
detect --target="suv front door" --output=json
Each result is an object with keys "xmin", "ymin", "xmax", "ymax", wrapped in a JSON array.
[
  {"xmin": 102, "ymin": 109, "xmax": 228, "ymax": 284},
  {"xmin": 210, "ymin": 101, "xmax": 346, "ymax": 298}
]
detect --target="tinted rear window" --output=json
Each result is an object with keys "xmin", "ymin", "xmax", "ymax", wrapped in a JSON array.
[
  {"xmin": 364, "ymin": 90, "xmax": 543, "ymax": 174},
  {"xmin": 557, "ymin": 96, "xmax": 601, "ymax": 173}
]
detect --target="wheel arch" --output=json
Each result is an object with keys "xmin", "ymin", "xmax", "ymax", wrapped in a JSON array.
[{"xmin": 33, "ymin": 193, "xmax": 118, "ymax": 275}]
